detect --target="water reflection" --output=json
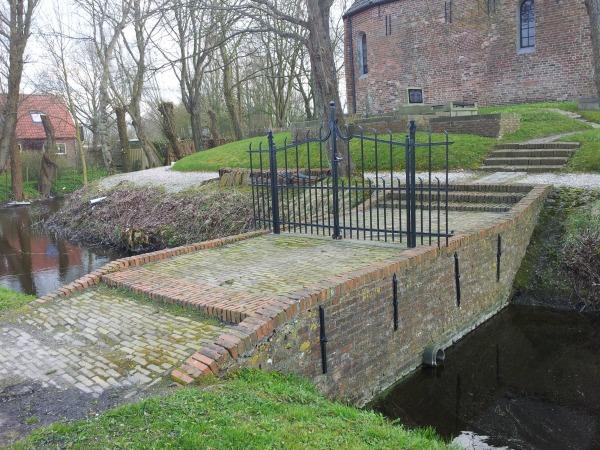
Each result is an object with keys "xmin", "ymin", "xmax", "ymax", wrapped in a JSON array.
[
  {"xmin": 372, "ymin": 306, "xmax": 600, "ymax": 450},
  {"xmin": 0, "ymin": 200, "xmax": 124, "ymax": 296}
]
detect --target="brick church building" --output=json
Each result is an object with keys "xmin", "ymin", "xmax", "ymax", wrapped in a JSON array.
[{"xmin": 343, "ymin": 0, "xmax": 596, "ymax": 114}]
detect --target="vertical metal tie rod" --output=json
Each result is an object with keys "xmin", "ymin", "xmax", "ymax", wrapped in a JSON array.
[
  {"xmin": 267, "ymin": 131, "xmax": 280, "ymax": 234},
  {"xmin": 392, "ymin": 273, "xmax": 399, "ymax": 331},
  {"xmin": 319, "ymin": 306, "xmax": 328, "ymax": 374},
  {"xmin": 454, "ymin": 252, "xmax": 461, "ymax": 307},
  {"xmin": 496, "ymin": 235, "xmax": 502, "ymax": 282}
]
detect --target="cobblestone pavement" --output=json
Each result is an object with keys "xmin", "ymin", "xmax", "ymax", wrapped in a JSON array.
[{"xmin": 0, "ymin": 287, "xmax": 224, "ymax": 443}]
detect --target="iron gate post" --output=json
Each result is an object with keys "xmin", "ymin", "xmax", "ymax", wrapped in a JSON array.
[
  {"xmin": 267, "ymin": 130, "xmax": 280, "ymax": 234},
  {"xmin": 329, "ymin": 101, "xmax": 342, "ymax": 239},
  {"xmin": 407, "ymin": 121, "xmax": 417, "ymax": 248},
  {"xmin": 410, "ymin": 121, "xmax": 417, "ymax": 248}
]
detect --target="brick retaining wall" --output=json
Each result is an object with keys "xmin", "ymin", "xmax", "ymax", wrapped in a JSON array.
[{"xmin": 233, "ymin": 185, "xmax": 550, "ymax": 405}]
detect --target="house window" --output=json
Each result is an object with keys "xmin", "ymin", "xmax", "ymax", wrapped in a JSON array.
[
  {"xmin": 357, "ymin": 32, "xmax": 368, "ymax": 76},
  {"xmin": 520, "ymin": 0, "xmax": 535, "ymax": 49},
  {"xmin": 445, "ymin": 1, "xmax": 453, "ymax": 23},
  {"xmin": 408, "ymin": 88, "xmax": 424, "ymax": 104},
  {"xmin": 385, "ymin": 14, "xmax": 392, "ymax": 36},
  {"xmin": 30, "ymin": 111, "xmax": 44, "ymax": 123},
  {"xmin": 56, "ymin": 143, "xmax": 66, "ymax": 155}
]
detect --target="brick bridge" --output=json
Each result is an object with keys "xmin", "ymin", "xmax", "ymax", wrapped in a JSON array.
[{"xmin": 0, "ymin": 183, "xmax": 549, "ymax": 439}]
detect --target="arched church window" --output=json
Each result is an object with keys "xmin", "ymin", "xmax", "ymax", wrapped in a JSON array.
[
  {"xmin": 520, "ymin": 0, "xmax": 535, "ymax": 49},
  {"xmin": 358, "ymin": 33, "xmax": 368, "ymax": 75}
]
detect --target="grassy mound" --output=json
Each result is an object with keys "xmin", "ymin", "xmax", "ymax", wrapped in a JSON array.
[
  {"xmin": 173, "ymin": 102, "xmax": 590, "ymax": 173},
  {"xmin": 16, "ymin": 370, "xmax": 451, "ymax": 449},
  {"xmin": 563, "ymin": 130, "xmax": 600, "ymax": 172}
]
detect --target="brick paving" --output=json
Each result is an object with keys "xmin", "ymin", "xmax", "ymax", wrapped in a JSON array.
[
  {"xmin": 105, "ymin": 235, "xmax": 401, "ymax": 301},
  {"xmin": 0, "ymin": 287, "xmax": 224, "ymax": 397}
]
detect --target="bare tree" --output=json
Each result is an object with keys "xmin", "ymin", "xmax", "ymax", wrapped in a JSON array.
[
  {"xmin": 161, "ymin": 0, "xmax": 218, "ymax": 151},
  {"xmin": 258, "ymin": 0, "xmax": 305, "ymax": 128},
  {"xmin": 44, "ymin": 7, "xmax": 89, "ymax": 185},
  {"xmin": 0, "ymin": 0, "xmax": 40, "ymax": 200},
  {"xmin": 111, "ymin": 0, "xmax": 162, "ymax": 167},
  {"xmin": 247, "ymin": 0, "xmax": 352, "ymax": 173},
  {"xmin": 76, "ymin": 0, "xmax": 133, "ymax": 171}
]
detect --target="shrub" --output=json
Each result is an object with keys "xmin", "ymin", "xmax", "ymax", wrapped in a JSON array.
[{"xmin": 562, "ymin": 200, "xmax": 600, "ymax": 307}]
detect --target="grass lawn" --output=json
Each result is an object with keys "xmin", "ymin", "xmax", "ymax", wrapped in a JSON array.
[
  {"xmin": 174, "ymin": 102, "xmax": 591, "ymax": 173},
  {"xmin": 16, "ymin": 370, "xmax": 451, "ymax": 449},
  {"xmin": 0, "ymin": 167, "xmax": 107, "ymax": 202},
  {"xmin": 480, "ymin": 101, "xmax": 590, "ymax": 141},
  {"xmin": 174, "ymin": 131, "xmax": 495, "ymax": 172},
  {"xmin": 0, "ymin": 286, "xmax": 35, "ymax": 312},
  {"xmin": 562, "ymin": 130, "xmax": 600, "ymax": 172}
]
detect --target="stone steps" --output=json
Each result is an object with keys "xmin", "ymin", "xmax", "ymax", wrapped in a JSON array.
[
  {"xmin": 388, "ymin": 190, "xmax": 525, "ymax": 204},
  {"xmin": 481, "ymin": 142, "xmax": 579, "ymax": 172},
  {"xmin": 490, "ymin": 149, "xmax": 576, "ymax": 158},
  {"xmin": 480, "ymin": 165, "xmax": 566, "ymax": 172},
  {"xmin": 483, "ymin": 156, "xmax": 570, "ymax": 166},
  {"xmin": 385, "ymin": 201, "xmax": 512, "ymax": 213},
  {"xmin": 383, "ymin": 184, "xmax": 526, "ymax": 212},
  {"xmin": 493, "ymin": 142, "xmax": 580, "ymax": 150}
]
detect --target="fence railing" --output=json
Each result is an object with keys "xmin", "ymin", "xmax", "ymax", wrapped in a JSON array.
[{"xmin": 249, "ymin": 101, "xmax": 454, "ymax": 249}]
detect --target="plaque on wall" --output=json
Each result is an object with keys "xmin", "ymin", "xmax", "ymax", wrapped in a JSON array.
[{"xmin": 408, "ymin": 88, "xmax": 424, "ymax": 104}]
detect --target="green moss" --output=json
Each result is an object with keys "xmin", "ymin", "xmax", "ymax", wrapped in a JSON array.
[
  {"xmin": 0, "ymin": 286, "xmax": 36, "ymax": 313},
  {"xmin": 16, "ymin": 370, "xmax": 452, "ymax": 449}
]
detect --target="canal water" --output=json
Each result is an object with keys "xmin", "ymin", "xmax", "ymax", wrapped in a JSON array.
[
  {"xmin": 0, "ymin": 200, "xmax": 124, "ymax": 297},
  {"xmin": 372, "ymin": 306, "xmax": 600, "ymax": 450}
]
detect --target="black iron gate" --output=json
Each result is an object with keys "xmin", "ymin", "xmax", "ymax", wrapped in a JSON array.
[{"xmin": 249, "ymin": 101, "xmax": 453, "ymax": 248}]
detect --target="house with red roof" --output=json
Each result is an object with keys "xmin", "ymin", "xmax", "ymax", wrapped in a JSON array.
[{"xmin": 10, "ymin": 94, "xmax": 78, "ymax": 164}]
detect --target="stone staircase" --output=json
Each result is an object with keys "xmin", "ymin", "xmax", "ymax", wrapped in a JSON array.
[
  {"xmin": 481, "ymin": 142, "xmax": 579, "ymax": 172},
  {"xmin": 387, "ymin": 183, "xmax": 530, "ymax": 213}
]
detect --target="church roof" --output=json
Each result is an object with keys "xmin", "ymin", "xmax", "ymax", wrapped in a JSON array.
[{"xmin": 343, "ymin": 0, "xmax": 397, "ymax": 18}]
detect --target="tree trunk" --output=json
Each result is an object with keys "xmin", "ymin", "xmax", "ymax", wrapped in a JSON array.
[
  {"xmin": 9, "ymin": 138, "xmax": 24, "ymax": 201},
  {"xmin": 129, "ymin": 114, "xmax": 162, "ymax": 168},
  {"xmin": 75, "ymin": 122, "xmax": 88, "ymax": 186},
  {"xmin": 207, "ymin": 109, "xmax": 222, "ymax": 146},
  {"xmin": 220, "ymin": 45, "xmax": 244, "ymax": 140},
  {"xmin": 159, "ymin": 102, "xmax": 183, "ymax": 160},
  {"xmin": 115, "ymin": 106, "xmax": 130, "ymax": 172},
  {"xmin": 306, "ymin": 0, "xmax": 353, "ymax": 176},
  {"xmin": 38, "ymin": 115, "xmax": 58, "ymax": 198},
  {"xmin": 190, "ymin": 103, "xmax": 204, "ymax": 152},
  {"xmin": 586, "ymin": 0, "xmax": 600, "ymax": 98},
  {"xmin": 98, "ymin": 82, "xmax": 114, "ymax": 172}
]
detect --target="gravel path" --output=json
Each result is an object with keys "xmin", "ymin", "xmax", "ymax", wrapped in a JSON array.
[{"xmin": 99, "ymin": 166, "xmax": 219, "ymax": 193}]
